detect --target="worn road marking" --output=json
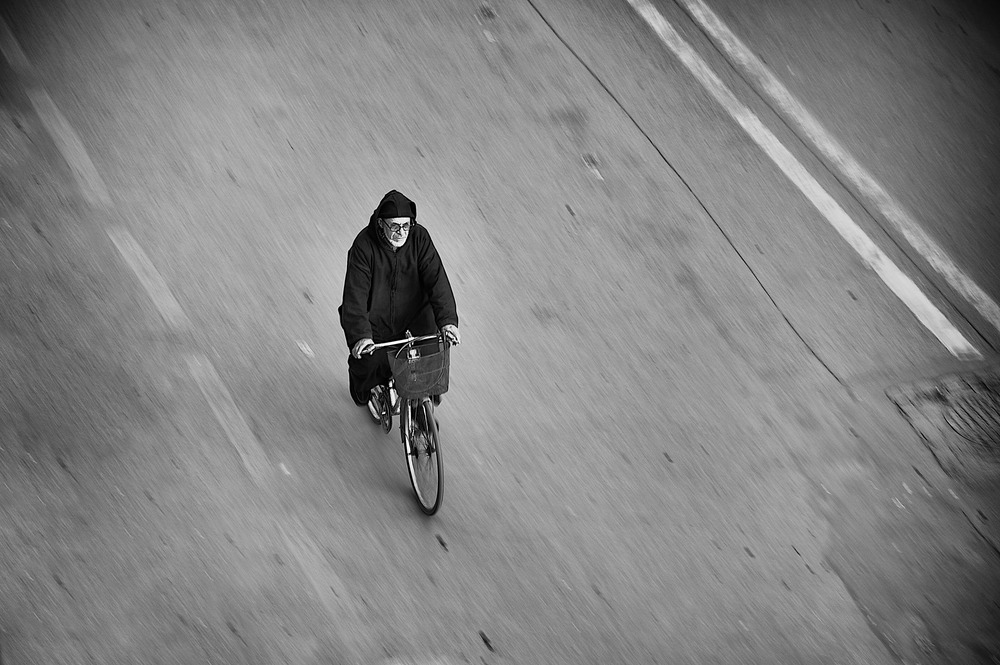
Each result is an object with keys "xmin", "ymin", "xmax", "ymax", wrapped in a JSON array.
[
  {"xmin": 107, "ymin": 226, "xmax": 191, "ymax": 331},
  {"xmin": 673, "ymin": 0, "xmax": 1000, "ymax": 341},
  {"xmin": 26, "ymin": 89, "xmax": 111, "ymax": 206},
  {"xmin": 279, "ymin": 517, "xmax": 366, "ymax": 659},
  {"xmin": 0, "ymin": 17, "xmax": 30, "ymax": 72},
  {"xmin": 2, "ymin": 17, "xmax": 110, "ymax": 206},
  {"xmin": 187, "ymin": 353, "xmax": 273, "ymax": 483},
  {"xmin": 186, "ymin": 354, "xmax": 374, "ymax": 657},
  {"xmin": 626, "ymin": 0, "xmax": 981, "ymax": 360},
  {"xmin": 4, "ymin": 18, "xmax": 378, "ymax": 663}
]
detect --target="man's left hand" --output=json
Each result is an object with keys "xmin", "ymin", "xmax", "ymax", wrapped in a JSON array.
[{"xmin": 442, "ymin": 324, "xmax": 460, "ymax": 345}]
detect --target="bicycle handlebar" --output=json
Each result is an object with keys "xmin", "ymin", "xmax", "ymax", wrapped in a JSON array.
[{"xmin": 369, "ymin": 333, "xmax": 441, "ymax": 351}]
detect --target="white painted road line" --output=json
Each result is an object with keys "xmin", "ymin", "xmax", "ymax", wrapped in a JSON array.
[
  {"xmin": 674, "ymin": 0, "xmax": 1000, "ymax": 340},
  {"xmin": 107, "ymin": 226, "xmax": 192, "ymax": 331},
  {"xmin": 626, "ymin": 0, "xmax": 981, "ymax": 360}
]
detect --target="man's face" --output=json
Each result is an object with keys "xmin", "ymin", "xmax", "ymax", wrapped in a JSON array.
[{"xmin": 381, "ymin": 216, "xmax": 411, "ymax": 247}]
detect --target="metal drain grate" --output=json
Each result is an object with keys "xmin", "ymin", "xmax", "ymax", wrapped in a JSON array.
[{"xmin": 944, "ymin": 384, "xmax": 1000, "ymax": 453}]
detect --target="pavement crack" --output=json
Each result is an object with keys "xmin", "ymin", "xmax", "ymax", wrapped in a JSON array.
[{"xmin": 524, "ymin": 0, "xmax": 850, "ymax": 392}]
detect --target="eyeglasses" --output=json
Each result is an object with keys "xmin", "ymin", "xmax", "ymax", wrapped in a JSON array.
[{"xmin": 382, "ymin": 220, "xmax": 411, "ymax": 234}]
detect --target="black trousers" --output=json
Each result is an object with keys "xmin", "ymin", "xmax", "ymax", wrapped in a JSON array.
[{"xmin": 347, "ymin": 349, "xmax": 393, "ymax": 404}]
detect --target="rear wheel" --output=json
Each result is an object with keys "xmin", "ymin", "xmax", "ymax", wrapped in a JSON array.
[{"xmin": 403, "ymin": 398, "xmax": 443, "ymax": 515}]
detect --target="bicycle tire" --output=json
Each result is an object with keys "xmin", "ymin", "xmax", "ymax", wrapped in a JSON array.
[{"xmin": 403, "ymin": 398, "xmax": 443, "ymax": 515}]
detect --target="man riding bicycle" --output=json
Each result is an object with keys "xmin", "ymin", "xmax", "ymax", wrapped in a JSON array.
[{"xmin": 339, "ymin": 190, "xmax": 460, "ymax": 417}]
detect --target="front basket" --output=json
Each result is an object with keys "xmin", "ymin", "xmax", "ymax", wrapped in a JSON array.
[{"xmin": 389, "ymin": 339, "xmax": 450, "ymax": 400}]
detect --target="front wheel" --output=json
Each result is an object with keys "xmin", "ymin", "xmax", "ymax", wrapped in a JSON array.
[{"xmin": 403, "ymin": 398, "xmax": 443, "ymax": 515}]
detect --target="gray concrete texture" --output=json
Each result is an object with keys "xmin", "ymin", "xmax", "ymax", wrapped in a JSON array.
[{"xmin": 0, "ymin": 0, "xmax": 997, "ymax": 663}]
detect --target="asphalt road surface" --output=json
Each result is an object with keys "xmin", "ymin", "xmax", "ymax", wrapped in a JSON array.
[{"xmin": 0, "ymin": 0, "xmax": 998, "ymax": 664}]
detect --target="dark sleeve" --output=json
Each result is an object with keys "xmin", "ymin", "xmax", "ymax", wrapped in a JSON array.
[
  {"xmin": 340, "ymin": 243, "xmax": 374, "ymax": 348},
  {"xmin": 418, "ymin": 230, "xmax": 459, "ymax": 329}
]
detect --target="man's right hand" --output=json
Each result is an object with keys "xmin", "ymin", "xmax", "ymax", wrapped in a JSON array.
[
  {"xmin": 441, "ymin": 324, "xmax": 461, "ymax": 346},
  {"xmin": 351, "ymin": 338, "xmax": 375, "ymax": 359}
]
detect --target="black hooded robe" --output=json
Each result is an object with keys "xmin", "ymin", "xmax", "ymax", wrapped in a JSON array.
[{"xmin": 338, "ymin": 190, "xmax": 459, "ymax": 402}]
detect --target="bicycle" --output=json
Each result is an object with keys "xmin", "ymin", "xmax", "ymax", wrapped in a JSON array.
[{"xmin": 366, "ymin": 331, "xmax": 450, "ymax": 515}]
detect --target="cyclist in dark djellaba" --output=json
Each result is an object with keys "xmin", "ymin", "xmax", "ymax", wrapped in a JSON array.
[{"xmin": 339, "ymin": 189, "xmax": 460, "ymax": 416}]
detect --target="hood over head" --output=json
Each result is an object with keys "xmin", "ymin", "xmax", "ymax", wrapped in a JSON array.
[{"xmin": 370, "ymin": 190, "xmax": 417, "ymax": 225}]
